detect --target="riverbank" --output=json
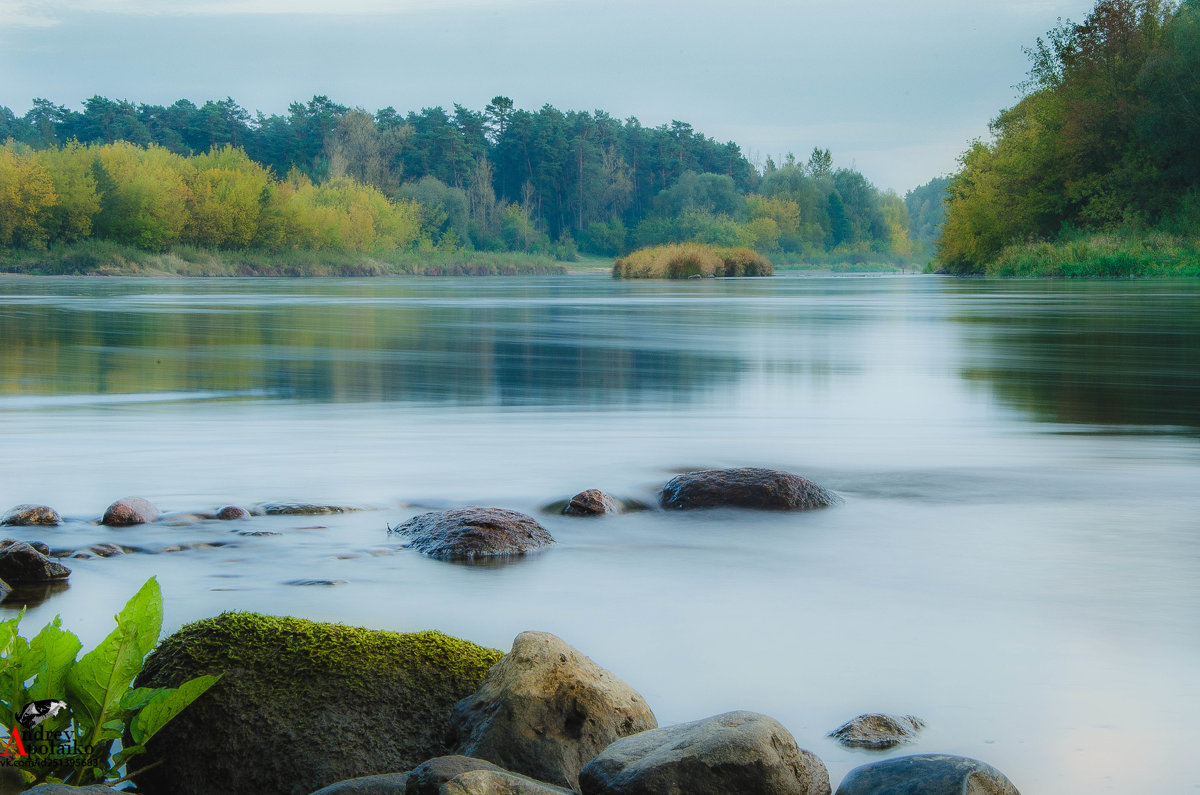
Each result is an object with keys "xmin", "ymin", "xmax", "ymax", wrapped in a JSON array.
[
  {"xmin": 944, "ymin": 232, "xmax": 1200, "ymax": 278},
  {"xmin": 0, "ymin": 241, "xmax": 569, "ymax": 277}
]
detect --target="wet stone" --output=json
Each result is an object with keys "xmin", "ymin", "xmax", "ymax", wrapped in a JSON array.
[
  {"xmin": 829, "ymin": 714, "xmax": 925, "ymax": 750},
  {"xmin": 216, "ymin": 506, "xmax": 250, "ymax": 520},
  {"xmin": 101, "ymin": 497, "xmax": 160, "ymax": 526},
  {"xmin": 1, "ymin": 504, "xmax": 62, "ymax": 527},
  {"xmin": 563, "ymin": 489, "xmax": 623, "ymax": 516},
  {"xmin": 0, "ymin": 541, "xmax": 71, "ymax": 582}
]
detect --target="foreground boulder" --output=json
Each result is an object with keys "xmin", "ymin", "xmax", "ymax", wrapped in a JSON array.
[
  {"xmin": 835, "ymin": 754, "xmax": 1020, "ymax": 795},
  {"xmin": 829, "ymin": 714, "xmax": 925, "ymax": 749},
  {"xmin": 133, "ymin": 612, "xmax": 503, "ymax": 795},
  {"xmin": 0, "ymin": 540, "xmax": 70, "ymax": 582},
  {"xmin": 443, "ymin": 770, "xmax": 573, "ymax": 794},
  {"xmin": 563, "ymin": 490, "xmax": 622, "ymax": 516},
  {"xmin": 450, "ymin": 632, "xmax": 657, "ymax": 790},
  {"xmin": 578, "ymin": 711, "xmax": 830, "ymax": 795},
  {"xmin": 308, "ymin": 773, "xmax": 411, "ymax": 794},
  {"xmin": 1, "ymin": 504, "xmax": 61, "ymax": 526},
  {"xmin": 660, "ymin": 468, "xmax": 840, "ymax": 510},
  {"xmin": 101, "ymin": 496, "xmax": 160, "ymax": 526},
  {"xmin": 393, "ymin": 507, "xmax": 555, "ymax": 561}
]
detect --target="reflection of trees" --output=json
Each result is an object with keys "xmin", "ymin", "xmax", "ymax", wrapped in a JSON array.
[
  {"xmin": 957, "ymin": 288, "xmax": 1200, "ymax": 427},
  {"xmin": 0, "ymin": 289, "xmax": 751, "ymax": 407}
]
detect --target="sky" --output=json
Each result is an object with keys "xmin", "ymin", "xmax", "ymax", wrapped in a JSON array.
[{"xmin": 0, "ymin": 0, "xmax": 1099, "ymax": 193}]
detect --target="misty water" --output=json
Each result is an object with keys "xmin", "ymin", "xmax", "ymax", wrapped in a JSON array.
[{"xmin": 1, "ymin": 274, "xmax": 1198, "ymax": 793}]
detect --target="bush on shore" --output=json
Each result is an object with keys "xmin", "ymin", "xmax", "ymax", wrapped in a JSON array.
[
  {"xmin": 612, "ymin": 243, "xmax": 772, "ymax": 279},
  {"xmin": 984, "ymin": 232, "xmax": 1200, "ymax": 278}
]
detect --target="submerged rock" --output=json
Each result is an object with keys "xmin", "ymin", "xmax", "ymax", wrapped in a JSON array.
[
  {"xmin": 659, "ymin": 467, "xmax": 840, "ymax": 511},
  {"xmin": 563, "ymin": 490, "xmax": 623, "ymax": 516},
  {"xmin": 829, "ymin": 714, "xmax": 925, "ymax": 749},
  {"xmin": 0, "ymin": 540, "xmax": 71, "ymax": 582},
  {"xmin": 1, "ymin": 504, "xmax": 62, "ymax": 526},
  {"xmin": 101, "ymin": 496, "xmax": 160, "ymax": 526},
  {"xmin": 133, "ymin": 612, "xmax": 502, "ymax": 795},
  {"xmin": 834, "ymin": 754, "xmax": 1020, "ymax": 795},
  {"xmin": 449, "ymin": 631, "xmax": 657, "ymax": 790},
  {"xmin": 392, "ymin": 507, "xmax": 555, "ymax": 561},
  {"xmin": 216, "ymin": 505, "xmax": 250, "ymax": 520},
  {"xmin": 259, "ymin": 502, "xmax": 356, "ymax": 516},
  {"xmin": 579, "ymin": 710, "xmax": 830, "ymax": 795}
]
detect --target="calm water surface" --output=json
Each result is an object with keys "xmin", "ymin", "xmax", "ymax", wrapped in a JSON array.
[{"xmin": 1, "ymin": 274, "xmax": 1198, "ymax": 793}]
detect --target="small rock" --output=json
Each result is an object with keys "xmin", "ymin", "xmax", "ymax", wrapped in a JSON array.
[
  {"xmin": 660, "ymin": 467, "xmax": 841, "ymax": 510},
  {"xmin": 28, "ymin": 541, "xmax": 51, "ymax": 556},
  {"xmin": 283, "ymin": 579, "xmax": 348, "ymax": 587},
  {"xmin": 829, "ymin": 714, "xmax": 925, "ymax": 749},
  {"xmin": 563, "ymin": 490, "xmax": 622, "ymax": 516},
  {"xmin": 834, "ymin": 754, "xmax": 1020, "ymax": 795},
  {"xmin": 216, "ymin": 506, "xmax": 250, "ymax": 520},
  {"xmin": 392, "ymin": 507, "xmax": 555, "ymax": 561},
  {"xmin": 308, "ymin": 772, "xmax": 410, "ymax": 794},
  {"xmin": 450, "ymin": 631, "xmax": 657, "ymax": 790},
  {"xmin": 444, "ymin": 769, "xmax": 573, "ymax": 795},
  {"xmin": 408, "ymin": 757, "xmax": 508, "ymax": 794},
  {"xmin": 237, "ymin": 530, "xmax": 281, "ymax": 537},
  {"xmin": 101, "ymin": 496, "xmax": 160, "ymax": 526},
  {"xmin": 260, "ymin": 502, "xmax": 353, "ymax": 515},
  {"xmin": 0, "ymin": 541, "xmax": 71, "ymax": 582},
  {"xmin": 1, "ymin": 504, "xmax": 61, "ymax": 526},
  {"xmin": 578, "ymin": 710, "xmax": 830, "ymax": 795}
]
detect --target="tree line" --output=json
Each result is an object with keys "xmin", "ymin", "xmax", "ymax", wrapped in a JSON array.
[
  {"xmin": 937, "ymin": 0, "xmax": 1200, "ymax": 273},
  {"xmin": 1, "ymin": 95, "xmax": 923, "ymax": 261}
]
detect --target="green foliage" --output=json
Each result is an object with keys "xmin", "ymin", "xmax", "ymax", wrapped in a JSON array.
[
  {"xmin": 0, "ymin": 578, "xmax": 218, "ymax": 787},
  {"xmin": 938, "ymin": 0, "xmax": 1199, "ymax": 274}
]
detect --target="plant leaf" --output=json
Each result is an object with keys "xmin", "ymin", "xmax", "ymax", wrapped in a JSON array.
[
  {"xmin": 130, "ymin": 674, "xmax": 220, "ymax": 745},
  {"xmin": 65, "ymin": 578, "xmax": 162, "ymax": 735},
  {"xmin": 27, "ymin": 616, "xmax": 82, "ymax": 704}
]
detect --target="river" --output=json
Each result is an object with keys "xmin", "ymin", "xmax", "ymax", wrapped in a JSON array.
[{"xmin": 1, "ymin": 273, "xmax": 1197, "ymax": 793}]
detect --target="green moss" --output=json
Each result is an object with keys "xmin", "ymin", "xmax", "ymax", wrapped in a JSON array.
[{"xmin": 138, "ymin": 612, "xmax": 502, "ymax": 699}]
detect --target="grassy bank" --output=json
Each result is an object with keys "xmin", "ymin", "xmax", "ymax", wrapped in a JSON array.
[
  {"xmin": 612, "ymin": 243, "xmax": 772, "ymax": 279},
  {"xmin": 982, "ymin": 233, "xmax": 1200, "ymax": 278},
  {"xmin": 0, "ymin": 241, "xmax": 570, "ymax": 277}
]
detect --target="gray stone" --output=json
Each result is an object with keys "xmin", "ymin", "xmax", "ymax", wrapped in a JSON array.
[
  {"xmin": 132, "ymin": 612, "xmax": 502, "ymax": 795},
  {"xmin": 443, "ymin": 770, "xmax": 573, "ymax": 795},
  {"xmin": 260, "ymin": 502, "xmax": 356, "ymax": 515},
  {"xmin": 829, "ymin": 714, "xmax": 925, "ymax": 749},
  {"xmin": 563, "ymin": 490, "xmax": 622, "ymax": 516},
  {"xmin": 0, "ymin": 540, "xmax": 71, "ymax": 582},
  {"xmin": 216, "ymin": 505, "xmax": 250, "ymax": 520},
  {"xmin": 101, "ymin": 496, "xmax": 160, "ymax": 526},
  {"xmin": 407, "ymin": 757, "xmax": 509, "ymax": 794},
  {"xmin": 1, "ymin": 504, "xmax": 61, "ymax": 526},
  {"xmin": 834, "ymin": 754, "xmax": 1020, "ymax": 795},
  {"xmin": 578, "ymin": 710, "xmax": 830, "ymax": 795},
  {"xmin": 393, "ymin": 507, "xmax": 555, "ymax": 561},
  {"xmin": 660, "ymin": 467, "xmax": 840, "ymax": 511},
  {"xmin": 308, "ymin": 772, "xmax": 410, "ymax": 794},
  {"xmin": 450, "ymin": 631, "xmax": 656, "ymax": 790}
]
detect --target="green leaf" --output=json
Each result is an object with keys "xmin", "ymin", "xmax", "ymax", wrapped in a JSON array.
[
  {"xmin": 65, "ymin": 578, "xmax": 162, "ymax": 738},
  {"xmin": 27, "ymin": 616, "xmax": 82, "ymax": 704},
  {"xmin": 130, "ymin": 674, "xmax": 219, "ymax": 745},
  {"xmin": 120, "ymin": 685, "xmax": 169, "ymax": 713}
]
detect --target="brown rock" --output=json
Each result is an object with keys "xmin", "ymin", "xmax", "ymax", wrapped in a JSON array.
[
  {"xmin": 563, "ymin": 490, "xmax": 622, "ymax": 516},
  {"xmin": 829, "ymin": 713, "xmax": 925, "ymax": 749},
  {"xmin": 392, "ymin": 507, "xmax": 555, "ymax": 561},
  {"xmin": 101, "ymin": 497, "xmax": 160, "ymax": 526},
  {"xmin": 660, "ymin": 467, "xmax": 840, "ymax": 510},
  {"xmin": 449, "ymin": 631, "xmax": 657, "ymax": 790},
  {"xmin": 216, "ymin": 505, "xmax": 250, "ymax": 520},
  {"xmin": 1, "ymin": 504, "xmax": 61, "ymax": 526}
]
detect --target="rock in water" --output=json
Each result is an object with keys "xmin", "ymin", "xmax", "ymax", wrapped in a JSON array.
[
  {"xmin": 659, "ymin": 467, "xmax": 840, "ymax": 510},
  {"xmin": 393, "ymin": 507, "xmax": 555, "ymax": 561},
  {"xmin": 835, "ymin": 754, "xmax": 1020, "ymax": 794},
  {"xmin": 449, "ymin": 631, "xmax": 657, "ymax": 790},
  {"xmin": 578, "ymin": 710, "xmax": 830, "ymax": 795},
  {"xmin": 215, "ymin": 505, "xmax": 250, "ymax": 520},
  {"xmin": 563, "ymin": 490, "xmax": 622, "ymax": 516},
  {"xmin": 0, "ymin": 540, "xmax": 71, "ymax": 582},
  {"xmin": 829, "ymin": 714, "xmax": 925, "ymax": 749},
  {"xmin": 132, "ymin": 613, "xmax": 502, "ymax": 795},
  {"xmin": 1, "ymin": 504, "xmax": 61, "ymax": 526},
  {"xmin": 101, "ymin": 497, "xmax": 160, "ymax": 526}
]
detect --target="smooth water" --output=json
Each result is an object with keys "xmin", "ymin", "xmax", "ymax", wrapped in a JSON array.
[{"xmin": 1, "ymin": 274, "xmax": 1198, "ymax": 793}]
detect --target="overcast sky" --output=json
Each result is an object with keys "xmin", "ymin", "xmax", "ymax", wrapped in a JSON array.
[{"xmin": 0, "ymin": 0, "xmax": 1098, "ymax": 193}]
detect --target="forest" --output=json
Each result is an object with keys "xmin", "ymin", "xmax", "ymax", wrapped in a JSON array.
[
  {"xmin": 0, "ymin": 95, "xmax": 938, "ymax": 269},
  {"xmin": 937, "ymin": 0, "xmax": 1200, "ymax": 276}
]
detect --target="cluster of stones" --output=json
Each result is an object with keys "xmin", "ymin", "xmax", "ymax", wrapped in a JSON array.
[{"xmin": 64, "ymin": 618, "xmax": 1020, "ymax": 795}]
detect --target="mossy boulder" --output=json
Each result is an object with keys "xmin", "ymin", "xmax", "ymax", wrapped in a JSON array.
[{"xmin": 133, "ymin": 612, "xmax": 503, "ymax": 795}]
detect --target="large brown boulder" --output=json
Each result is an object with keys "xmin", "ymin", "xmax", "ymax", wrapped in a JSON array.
[
  {"xmin": 1, "ymin": 504, "xmax": 61, "ymax": 526},
  {"xmin": 449, "ymin": 632, "xmax": 657, "ymax": 790},
  {"xmin": 578, "ymin": 711, "xmax": 830, "ymax": 795},
  {"xmin": 0, "ymin": 540, "xmax": 70, "ymax": 582},
  {"xmin": 133, "ymin": 613, "xmax": 503, "ymax": 795},
  {"xmin": 392, "ymin": 507, "xmax": 555, "ymax": 561},
  {"xmin": 101, "ymin": 497, "xmax": 160, "ymax": 526},
  {"xmin": 834, "ymin": 754, "xmax": 1020, "ymax": 795},
  {"xmin": 659, "ymin": 468, "xmax": 840, "ymax": 511}
]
